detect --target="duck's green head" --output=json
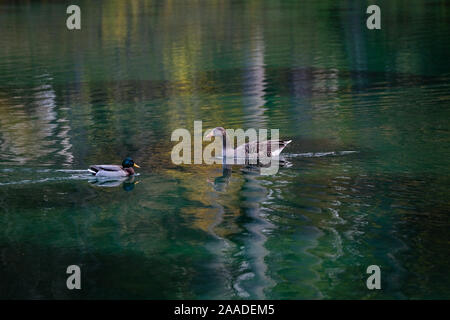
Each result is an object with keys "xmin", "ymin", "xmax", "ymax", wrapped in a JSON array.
[{"xmin": 122, "ymin": 157, "xmax": 140, "ymax": 168}]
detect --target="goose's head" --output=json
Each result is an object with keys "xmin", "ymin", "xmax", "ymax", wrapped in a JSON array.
[
  {"xmin": 205, "ymin": 127, "xmax": 226, "ymax": 139},
  {"xmin": 122, "ymin": 157, "xmax": 140, "ymax": 169}
]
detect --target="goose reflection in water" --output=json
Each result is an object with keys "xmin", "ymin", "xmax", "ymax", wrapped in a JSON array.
[
  {"xmin": 88, "ymin": 175, "xmax": 139, "ymax": 191},
  {"xmin": 207, "ymin": 156, "xmax": 292, "ymax": 192},
  {"xmin": 207, "ymin": 165, "xmax": 233, "ymax": 192}
]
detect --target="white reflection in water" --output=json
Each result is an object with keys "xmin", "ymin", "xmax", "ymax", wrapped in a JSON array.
[
  {"xmin": 232, "ymin": 26, "xmax": 274, "ymax": 299},
  {"xmin": 234, "ymin": 171, "xmax": 275, "ymax": 298},
  {"xmin": 0, "ymin": 74, "xmax": 74, "ymax": 165},
  {"xmin": 242, "ymin": 26, "xmax": 267, "ymax": 129}
]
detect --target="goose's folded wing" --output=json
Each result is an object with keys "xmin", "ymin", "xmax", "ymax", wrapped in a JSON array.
[{"xmin": 236, "ymin": 140, "xmax": 291, "ymax": 157}]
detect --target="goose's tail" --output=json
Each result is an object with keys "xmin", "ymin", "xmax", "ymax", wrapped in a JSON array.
[
  {"xmin": 271, "ymin": 139, "xmax": 292, "ymax": 156},
  {"xmin": 87, "ymin": 168, "xmax": 98, "ymax": 175}
]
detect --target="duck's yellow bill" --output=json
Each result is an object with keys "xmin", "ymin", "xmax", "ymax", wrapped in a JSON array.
[{"xmin": 134, "ymin": 163, "xmax": 140, "ymax": 168}]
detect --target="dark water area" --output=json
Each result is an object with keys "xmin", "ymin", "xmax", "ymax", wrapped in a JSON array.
[{"xmin": 0, "ymin": 0, "xmax": 449, "ymax": 299}]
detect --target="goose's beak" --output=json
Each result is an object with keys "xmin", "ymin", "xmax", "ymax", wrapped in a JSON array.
[{"xmin": 134, "ymin": 163, "xmax": 140, "ymax": 168}]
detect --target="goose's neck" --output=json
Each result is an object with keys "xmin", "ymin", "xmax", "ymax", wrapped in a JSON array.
[{"xmin": 222, "ymin": 133, "xmax": 234, "ymax": 155}]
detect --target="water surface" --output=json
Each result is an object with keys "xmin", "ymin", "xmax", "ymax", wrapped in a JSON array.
[{"xmin": 0, "ymin": 0, "xmax": 449, "ymax": 299}]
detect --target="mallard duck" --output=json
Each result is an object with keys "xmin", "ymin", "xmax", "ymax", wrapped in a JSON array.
[
  {"xmin": 88, "ymin": 157, "xmax": 140, "ymax": 177},
  {"xmin": 205, "ymin": 127, "xmax": 292, "ymax": 160}
]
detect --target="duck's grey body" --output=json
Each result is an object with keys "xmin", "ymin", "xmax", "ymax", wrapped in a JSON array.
[
  {"xmin": 88, "ymin": 165, "xmax": 133, "ymax": 177},
  {"xmin": 88, "ymin": 157, "xmax": 140, "ymax": 177}
]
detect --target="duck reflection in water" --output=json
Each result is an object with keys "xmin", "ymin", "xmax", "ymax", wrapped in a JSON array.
[{"xmin": 88, "ymin": 175, "xmax": 138, "ymax": 191}]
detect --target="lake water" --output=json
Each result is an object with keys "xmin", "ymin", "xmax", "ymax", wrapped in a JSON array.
[{"xmin": 0, "ymin": 0, "xmax": 449, "ymax": 299}]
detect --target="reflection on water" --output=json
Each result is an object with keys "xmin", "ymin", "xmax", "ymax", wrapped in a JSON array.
[
  {"xmin": 88, "ymin": 176, "xmax": 139, "ymax": 191},
  {"xmin": 0, "ymin": 0, "xmax": 450, "ymax": 299},
  {"xmin": 208, "ymin": 165, "xmax": 232, "ymax": 192}
]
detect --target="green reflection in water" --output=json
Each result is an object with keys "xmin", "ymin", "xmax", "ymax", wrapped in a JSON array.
[{"xmin": 0, "ymin": 0, "xmax": 449, "ymax": 299}]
